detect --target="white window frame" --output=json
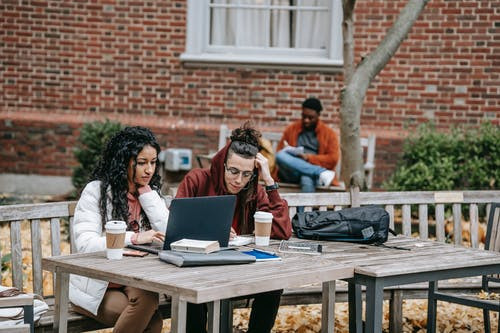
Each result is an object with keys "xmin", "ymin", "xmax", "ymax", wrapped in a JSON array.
[{"xmin": 181, "ymin": 0, "xmax": 344, "ymax": 69}]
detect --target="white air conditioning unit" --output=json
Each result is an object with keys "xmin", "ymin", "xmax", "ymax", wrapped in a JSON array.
[{"xmin": 163, "ymin": 148, "xmax": 192, "ymax": 171}]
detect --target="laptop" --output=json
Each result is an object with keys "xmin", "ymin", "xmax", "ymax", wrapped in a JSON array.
[{"xmin": 127, "ymin": 195, "xmax": 237, "ymax": 254}]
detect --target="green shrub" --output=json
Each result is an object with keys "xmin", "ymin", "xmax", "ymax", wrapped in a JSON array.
[
  {"xmin": 72, "ymin": 120, "xmax": 123, "ymax": 193},
  {"xmin": 384, "ymin": 122, "xmax": 499, "ymax": 191}
]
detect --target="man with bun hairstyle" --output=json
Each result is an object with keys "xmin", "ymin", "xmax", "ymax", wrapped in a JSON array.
[
  {"xmin": 176, "ymin": 122, "xmax": 291, "ymax": 333},
  {"xmin": 273, "ymin": 97, "xmax": 340, "ymax": 192}
]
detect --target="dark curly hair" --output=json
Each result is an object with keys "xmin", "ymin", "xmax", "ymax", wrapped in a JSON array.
[
  {"xmin": 227, "ymin": 122, "xmax": 262, "ymax": 234},
  {"xmin": 91, "ymin": 126, "xmax": 162, "ymax": 230}
]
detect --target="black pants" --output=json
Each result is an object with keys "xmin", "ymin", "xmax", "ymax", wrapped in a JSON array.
[{"xmin": 186, "ymin": 289, "xmax": 283, "ymax": 333}]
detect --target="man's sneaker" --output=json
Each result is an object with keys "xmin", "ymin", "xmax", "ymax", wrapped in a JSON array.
[{"xmin": 318, "ymin": 170, "xmax": 335, "ymax": 186}]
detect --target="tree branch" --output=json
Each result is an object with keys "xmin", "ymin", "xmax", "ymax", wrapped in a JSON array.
[
  {"xmin": 352, "ymin": 0, "xmax": 430, "ymax": 91},
  {"xmin": 339, "ymin": 0, "xmax": 429, "ymax": 190},
  {"xmin": 342, "ymin": 0, "xmax": 356, "ymax": 84}
]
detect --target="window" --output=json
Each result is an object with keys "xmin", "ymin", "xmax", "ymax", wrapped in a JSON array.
[{"xmin": 182, "ymin": 0, "xmax": 343, "ymax": 69}]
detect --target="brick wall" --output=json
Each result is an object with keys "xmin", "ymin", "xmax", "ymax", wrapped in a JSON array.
[{"xmin": 1, "ymin": 0, "xmax": 498, "ymax": 190}]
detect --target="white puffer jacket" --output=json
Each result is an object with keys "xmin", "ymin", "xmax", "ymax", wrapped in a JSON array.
[{"xmin": 69, "ymin": 180, "xmax": 169, "ymax": 315}]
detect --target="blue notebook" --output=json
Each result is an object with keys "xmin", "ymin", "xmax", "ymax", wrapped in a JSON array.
[{"xmin": 242, "ymin": 249, "xmax": 281, "ymax": 261}]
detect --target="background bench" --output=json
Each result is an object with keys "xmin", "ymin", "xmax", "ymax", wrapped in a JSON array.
[
  {"xmin": 196, "ymin": 124, "xmax": 377, "ymax": 191},
  {"xmin": 1, "ymin": 190, "xmax": 498, "ymax": 331}
]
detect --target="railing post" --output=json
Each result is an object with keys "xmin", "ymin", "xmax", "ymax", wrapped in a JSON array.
[{"xmin": 350, "ymin": 186, "xmax": 360, "ymax": 207}]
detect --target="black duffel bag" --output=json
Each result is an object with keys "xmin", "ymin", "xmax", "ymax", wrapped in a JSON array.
[{"xmin": 292, "ymin": 206, "xmax": 393, "ymax": 245}]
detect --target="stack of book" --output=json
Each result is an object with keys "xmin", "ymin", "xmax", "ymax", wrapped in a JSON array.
[{"xmin": 170, "ymin": 239, "xmax": 220, "ymax": 254}]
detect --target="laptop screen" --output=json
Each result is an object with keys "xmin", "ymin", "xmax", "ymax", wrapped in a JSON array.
[{"xmin": 163, "ymin": 195, "xmax": 237, "ymax": 250}]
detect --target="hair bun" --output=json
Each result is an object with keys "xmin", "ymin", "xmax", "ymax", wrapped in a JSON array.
[{"xmin": 230, "ymin": 121, "xmax": 261, "ymax": 148}]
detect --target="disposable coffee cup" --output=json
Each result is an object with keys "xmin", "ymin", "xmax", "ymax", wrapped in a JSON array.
[
  {"xmin": 105, "ymin": 220, "xmax": 127, "ymax": 260},
  {"xmin": 254, "ymin": 211, "xmax": 273, "ymax": 246}
]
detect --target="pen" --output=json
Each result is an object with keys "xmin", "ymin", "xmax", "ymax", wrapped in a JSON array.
[{"xmin": 254, "ymin": 248, "xmax": 276, "ymax": 256}]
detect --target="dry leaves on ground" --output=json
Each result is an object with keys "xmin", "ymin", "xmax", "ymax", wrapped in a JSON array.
[{"xmin": 95, "ymin": 300, "xmax": 495, "ymax": 333}]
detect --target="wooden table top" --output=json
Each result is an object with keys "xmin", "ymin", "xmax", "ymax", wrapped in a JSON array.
[
  {"xmin": 43, "ymin": 236, "xmax": 500, "ymax": 304},
  {"xmin": 43, "ymin": 249, "xmax": 354, "ymax": 304},
  {"xmin": 313, "ymin": 235, "xmax": 500, "ymax": 278}
]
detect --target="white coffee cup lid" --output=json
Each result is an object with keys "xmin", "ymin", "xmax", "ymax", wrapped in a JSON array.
[
  {"xmin": 105, "ymin": 220, "xmax": 127, "ymax": 230},
  {"xmin": 254, "ymin": 211, "xmax": 273, "ymax": 221}
]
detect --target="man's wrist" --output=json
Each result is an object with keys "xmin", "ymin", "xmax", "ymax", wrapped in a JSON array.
[{"xmin": 265, "ymin": 183, "xmax": 279, "ymax": 191}]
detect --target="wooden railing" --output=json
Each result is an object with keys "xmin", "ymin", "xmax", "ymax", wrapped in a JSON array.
[
  {"xmin": 0, "ymin": 201, "xmax": 76, "ymax": 296},
  {"xmin": 282, "ymin": 190, "xmax": 499, "ymax": 249}
]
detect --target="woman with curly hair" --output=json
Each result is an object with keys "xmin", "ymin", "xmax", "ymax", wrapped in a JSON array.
[
  {"xmin": 176, "ymin": 122, "xmax": 292, "ymax": 333},
  {"xmin": 70, "ymin": 126, "xmax": 168, "ymax": 332}
]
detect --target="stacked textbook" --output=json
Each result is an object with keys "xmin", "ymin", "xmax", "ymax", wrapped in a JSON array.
[
  {"xmin": 170, "ymin": 238, "xmax": 220, "ymax": 254},
  {"xmin": 160, "ymin": 238, "xmax": 255, "ymax": 267}
]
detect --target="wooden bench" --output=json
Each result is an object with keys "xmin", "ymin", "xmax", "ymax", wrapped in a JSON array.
[
  {"xmin": 196, "ymin": 124, "xmax": 377, "ymax": 191},
  {"xmin": 1, "ymin": 190, "xmax": 499, "ymax": 332},
  {"xmin": 0, "ymin": 293, "xmax": 34, "ymax": 333},
  {"xmin": 0, "ymin": 202, "xmax": 172, "ymax": 332}
]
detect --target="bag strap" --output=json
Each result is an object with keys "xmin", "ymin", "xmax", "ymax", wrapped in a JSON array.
[
  {"xmin": 372, "ymin": 229, "xmax": 410, "ymax": 250},
  {"xmin": 373, "ymin": 243, "xmax": 411, "ymax": 251}
]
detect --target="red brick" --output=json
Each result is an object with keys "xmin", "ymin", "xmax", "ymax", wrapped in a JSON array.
[{"xmin": 0, "ymin": 0, "xmax": 499, "ymax": 190}]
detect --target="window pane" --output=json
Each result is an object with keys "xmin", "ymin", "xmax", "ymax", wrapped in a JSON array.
[
  {"xmin": 270, "ymin": 1, "xmax": 291, "ymax": 47},
  {"xmin": 209, "ymin": 0, "xmax": 329, "ymax": 50},
  {"xmin": 236, "ymin": 0, "xmax": 270, "ymax": 47},
  {"xmin": 210, "ymin": 4, "xmax": 236, "ymax": 45},
  {"xmin": 293, "ymin": 0, "xmax": 328, "ymax": 49}
]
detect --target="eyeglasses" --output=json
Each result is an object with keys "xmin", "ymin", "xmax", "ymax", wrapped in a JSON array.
[{"xmin": 224, "ymin": 164, "xmax": 255, "ymax": 180}]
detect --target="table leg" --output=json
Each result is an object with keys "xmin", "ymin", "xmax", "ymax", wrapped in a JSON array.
[
  {"xmin": 348, "ymin": 281, "xmax": 362, "ymax": 333},
  {"xmin": 219, "ymin": 299, "xmax": 233, "ymax": 332},
  {"xmin": 53, "ymin": 268, "xmax": 69, "ymax": 333},
  {"xmin": 321, "ymin": 280, "xmax": 336, "ymax": 333},
  {"xmin": 389, "ymin": 290, "xmax": 403, "ymax": 333},
  {"xmin": 171, "ymin": 295, "xmax": 187, "ymax": 333},
  {"xmin": 207, "ymin": 300, "xmax": 221, "ymax": 333},
  {"xmin": 426, "ymin": 281, "xmax": 437, "ymax": 333},
  {"xmin": 23, "ymin": 304, "xmax": 34, "ymax": 333},
  {"xmin": 364, "ymin": 279, "xmax": 384, "ymax": 333}
]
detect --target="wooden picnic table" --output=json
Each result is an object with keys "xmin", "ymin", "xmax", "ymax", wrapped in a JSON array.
[
  {"xmin": 42, "ymin": 235, "xmax": 500, "ymax": 333},
  {"xmin": 309, "ymin": 235, "xmax": 500, "ymax": 333},
  {"xmin": 42, "ymin": 247, "xmax": 354, "ymax": 333}
]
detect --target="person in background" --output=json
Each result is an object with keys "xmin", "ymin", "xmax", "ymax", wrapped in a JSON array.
[
  {"xmin": 176, "ymin": 122, "xmax": 291, "ymax": 333},
  {"xmin": 274, "ymin": 97, "xmax": 340, "ymax": 192},
  {"xmin": 70, "ymin": 126, "xmax": 168, "ymax": 333}
]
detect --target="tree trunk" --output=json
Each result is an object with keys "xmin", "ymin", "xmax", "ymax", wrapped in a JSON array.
[{"xmin": 339, "ymin": 0, "xmax": 430, "ymax": 189}]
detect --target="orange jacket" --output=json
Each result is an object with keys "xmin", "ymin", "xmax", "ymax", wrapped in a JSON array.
[{"xmin": 273, "ymin": 120, "xmax": 340, "ymax": 185}]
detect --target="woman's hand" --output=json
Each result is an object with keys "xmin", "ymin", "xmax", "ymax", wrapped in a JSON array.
[
  {"xmin": 255, "ymin": 153, "xmax": 274, "ymax": 186},
  {"xmin": 229, "ymin": 227, "xmax": 237, "ymax": 240},
  {"xmin": 135, "ymin": 230, "xmax": 165, "ymax": 245}
]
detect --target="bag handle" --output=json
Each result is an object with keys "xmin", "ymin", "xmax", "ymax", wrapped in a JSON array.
[{"xmin": 372, "ymin": 228, "xmax": 411, "ymax": 250}]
